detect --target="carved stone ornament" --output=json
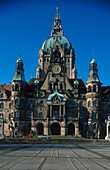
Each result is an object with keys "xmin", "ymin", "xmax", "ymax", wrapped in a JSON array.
[{"xmin": 52, "ymin": 94, "xmax": 61, "ymax": 104}]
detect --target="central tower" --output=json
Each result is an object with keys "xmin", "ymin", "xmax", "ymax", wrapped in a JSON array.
[{"xmin": 36, "ymin": 7, "xmax": 77, "ymax": 83}]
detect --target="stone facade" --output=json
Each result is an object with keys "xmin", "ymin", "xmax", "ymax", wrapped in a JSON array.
[{"xmin": 0, "ymin": 9, "xmax": 110, "ymax": 139}]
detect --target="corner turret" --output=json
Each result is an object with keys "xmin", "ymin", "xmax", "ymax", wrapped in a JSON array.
[{"xmin": 12, "ymin": 56, "xmax": 26, "ymax": 82}]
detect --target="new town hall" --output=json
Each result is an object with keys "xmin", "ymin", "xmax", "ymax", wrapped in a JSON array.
[{"xmin": 0, "ymin": 8, "xmax": 110, "ymax": 139}]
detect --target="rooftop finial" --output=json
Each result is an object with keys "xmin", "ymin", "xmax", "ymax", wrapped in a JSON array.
[
  {"xmin": 57, "ymin": 6, "xmax": 59, "ymax": 18},
  {"xmin": 19, "ymin": 45, "xmax": 21, "ymax": 59},
  {"xmin": 56, "ymin": 0, "xmax": 59, "ymax": 18},
  {"xmin": 93, "ymin": 48, "xmax": 94, "ymax": 59}
]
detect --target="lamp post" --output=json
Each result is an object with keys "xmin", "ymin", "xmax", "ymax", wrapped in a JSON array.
[{"xmin": 0, "ymin": 114, "xmax": 4, "ymax": 139}]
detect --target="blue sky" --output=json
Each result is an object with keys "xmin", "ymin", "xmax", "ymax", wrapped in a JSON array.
[{"xmin": 0, "ymin": 0, "xmax": 110, "ymax": 86}]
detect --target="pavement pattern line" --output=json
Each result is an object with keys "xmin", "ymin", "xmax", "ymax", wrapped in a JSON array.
[
  {"xmin": 89, "ymin": 158, "xmax": 109, "ymax": 170},
  {"xmin": 78, "ymin": 145, "xmax": 110, "ymax": 160},
  {"xmin": 0, "ymin": 144, "xmax": 110, "ymax": 170}
]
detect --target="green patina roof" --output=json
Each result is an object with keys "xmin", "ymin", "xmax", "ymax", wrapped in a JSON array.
[
  {"xmin": 74, "ymin": 79, "xmax": 79, "ymax": 85},
  {"xmin": 34, "ymin": 80, "xmax": 39, "ymax": 84},
  {"xmin": 47, "ymin": 86, "xmax": 66, "ymax": 101},
  {"xmin": 42, "ymin": 36, "xmax": 72, "ymax": 54},
  {"xmin": 12, "ymin": 72, "xmax": 26, "ymax": 82},
  {"xmin": 87, "ymin": 71, "xmax": 100, "ymax": 83}
]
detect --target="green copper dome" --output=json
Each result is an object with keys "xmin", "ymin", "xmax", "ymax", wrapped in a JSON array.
[{"xmin": 42, "ymin": 36, "xmax": 72, "ymax": 54}]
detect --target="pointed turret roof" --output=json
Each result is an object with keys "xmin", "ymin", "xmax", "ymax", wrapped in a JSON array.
[
  {"xmin": 12, "ymin": 54, "xmax": 26, "ymax": 82},
  {"xmin": 86, "ymin": 54, "xmax": 100, "ymax": 84}
]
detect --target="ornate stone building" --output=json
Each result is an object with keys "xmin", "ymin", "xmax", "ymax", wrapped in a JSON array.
[{"xmin": 0, "ymin": 8, "xmax": 110, "ymax": 139}]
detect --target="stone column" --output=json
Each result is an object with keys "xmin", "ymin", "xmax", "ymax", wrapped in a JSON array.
[
  {"xmin": 75, "ymin": 122, "xmax": 79, "ymax": 136},
  {"xmin": 59, "ymin": 105, "xmax": 61, "ymax": 117},
  {"xmin": 63, "ymin": 105, "xmax": 65, "ymax": 117},
  {"xmin": 44, "ymin": 125, "xmax": 48, "ymax": 135},
  {"xmin": 52, "ymin": 83, "xmax": 54, "ymax": 90},
  {"xmin": 50, "ymin": 105, "xmax": 52, "ymax": 118},
  {"xmin": 61, "ymin": 126, "xmax": 65, "ymax": 136}
]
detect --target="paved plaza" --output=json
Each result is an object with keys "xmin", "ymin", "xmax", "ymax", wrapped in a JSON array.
[{"xmin": 0, "ymin": 144, "xmax": 110, "ymax": 169}]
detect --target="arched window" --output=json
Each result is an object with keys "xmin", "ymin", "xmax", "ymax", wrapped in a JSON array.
[
  {"xmin": 9, "ymin": 103, "xmax": 11, "ymax": 108},
  {"xmin": 0, "ymin": 103, "xmax": 4, "ymax": 108},
  {"xmin": 88, "ymin": 101, "xmax": 91, "ymax": 107},
  {"xmin": 49, "ymin": 83, "xmax": 52, "ymax": 91},
  {"xmin": 9, "ymin": 114, "xmax": 11, "ymax": 120},
  {"xmin": 88, "ymin": 86, "xmax": 91, "ymax": 92},
  {"xmin": 15, "ymin": 99, "xmax": 19, "ymax": 106},
  {"xmin": 39, "ymin": 101, "xmax": 44, "ymax": 107},
  {"xmin": 15, "ymin": 84, "xmax": 19, "ymax": 91},
  {"xmin": 60, "ymin": 83, "xmax": 63, "ymax": 90},
  {"xmin": 1, "ymin": 93, "xmax": 3, "ymax": 98},
  {"xmin": 39, "ymin": 112, "xmax": 43, "ymax": 118},
  {"xmin": 54, "ymin": 82, "xmax": 58, "ymax": 90},
  {"xmin": 93, "ymin": 100, "xmax": 96, "ymax": 107},
  {"xmin": 93, "ymin": 85, "xmax": 96, "ymax": 92}
]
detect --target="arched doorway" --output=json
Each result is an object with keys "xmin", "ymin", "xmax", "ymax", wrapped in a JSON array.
[
  {"xmin": 51, "ymin": 122, "xmax": 60, "ymax": 135},
  {"xmin": 36, "ymin": 123, "xmax": 44, "ymax": 135},
  {"xmin": 68, "ymin": 123, "xmax": 75, "ymax": 135}
]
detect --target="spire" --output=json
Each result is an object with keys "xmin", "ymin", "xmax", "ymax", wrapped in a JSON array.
[
  {"xmin": 86, "ymin": 52, "xmax": 100, "ymax": 84},
  {"xmin": 12, "ymin": 52, "xmax": 26, "ymax": 82},
  {"xmin": 57, "ymin": 6, "xmax": 59, "ymax": 18},
  {"xmin": 51, "ymin": 5, "xmax": 63, "ymax": 36},
  {"xmin": 91, "ymin": 48, "xmax": 96, "ymax": 64},
  {"xmin": 93, "ymin": 48, "xmax": 94, "ymax": 59},
  {"xmin": 19, "ymin": 45, "xmax": 21, "ymax": 59},
  {"xmin": 57, "ymin": 0, "xmax": 59, "ymax": 18}
]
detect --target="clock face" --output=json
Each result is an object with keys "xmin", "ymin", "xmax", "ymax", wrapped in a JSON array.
[{"xmin": 52, "ymin": 65, "xmax": 61, "ymax": 74}]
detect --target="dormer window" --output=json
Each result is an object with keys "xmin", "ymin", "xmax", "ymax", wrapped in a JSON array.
[
  {"xmin": 88, "ymin": 86, "xmax": 91, "ymax": 92},
  {"xmin": 0, "ymin": 103, "xmax": 4, "ymax": 109},
  {"xmin": 88, "ymin": 101, "xmax": 91, "ymax": 107},
  {"xmin": 93, "ymin": 85, "xmax": 96, "ymax": 92},
  {"xmin": 1, "ymin": 93, "xmax": 3, "ymax": 98}
]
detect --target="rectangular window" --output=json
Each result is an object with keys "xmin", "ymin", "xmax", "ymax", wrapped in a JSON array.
[
  {"xmin": 80, "ymin": 113, "xmax": 83, "ymax": 119},
  {"xmin": 15, "ymin": 112, "xmax": 19, "ymax": 118},
  {"xmin": 29, "ymin": 113, "xmax": 32, "ymax": 119},
  {"xmin": 15, "ymin": 122, "xmax": 17, "ymax": 128},
  {"xmin": 92, "ymin": 112, "xmax": 96, "ymax": 119}
]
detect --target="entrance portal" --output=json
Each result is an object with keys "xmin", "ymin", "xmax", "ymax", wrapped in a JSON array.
[
  {"xmin": 68, "ymin": 123, "xmax": 75, "ymax": 135},
  {"xmin": 36, "ymin": 123, "xmax": 44, "ymax": 135},
  {"xmin": 51, "ymin": 122, "xmax": 60, "ymax": 135}
]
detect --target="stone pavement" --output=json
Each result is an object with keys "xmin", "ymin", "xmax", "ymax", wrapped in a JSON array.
[{"xmin": 0, "ymin": 144, "xmax": 110, "ymax": 169}]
